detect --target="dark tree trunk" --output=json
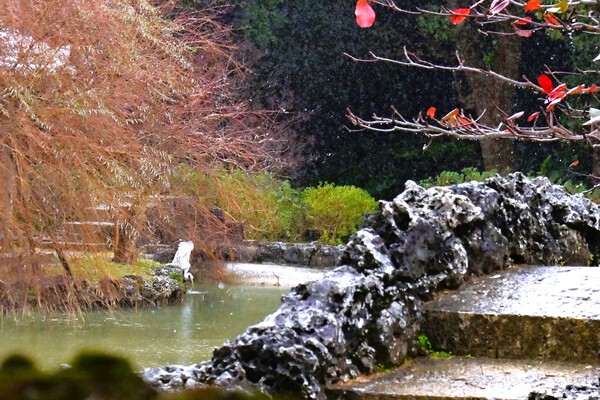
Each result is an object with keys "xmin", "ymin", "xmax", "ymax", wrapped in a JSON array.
[
  {"xmin": 592, "ymin": 145, "xmax": 600, "ymax": 186},
  {"xmin": 113, "ymin": 206, "xmax": 139, "ymax": 265},
  {"xmin": 455, "ymin": 20, "xmax": 521, "ymax": 173}
]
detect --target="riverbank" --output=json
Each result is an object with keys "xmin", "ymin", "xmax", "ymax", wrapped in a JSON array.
[
  {"xmin": 0, "ymin": 265, "xmax": 185, "ymax": 315},
  {"xmin": 0, "ymin": 241, "xmax": 339, "ymax": 314}
]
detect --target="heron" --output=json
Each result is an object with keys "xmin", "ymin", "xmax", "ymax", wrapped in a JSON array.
[{"xmin": 166, "ymin": 241, "xmax": 195, "ymax": 286}]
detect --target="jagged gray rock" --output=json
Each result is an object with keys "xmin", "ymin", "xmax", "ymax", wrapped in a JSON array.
[
  {"xmin": 233, "ymin": 241, "xmax": 344, "ymax": 268},
  {"xmin": 143, "ymin": 173, "xmax": 600, "ymax": 399},
  {"xmin": 530, "ymin": 379, "xmax": 600, "ymax": 400}
]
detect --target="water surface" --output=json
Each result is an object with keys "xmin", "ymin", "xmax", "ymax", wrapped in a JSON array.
[{"xmin": 0, "ymin": 283, "xmax": 288, "ymax": 370}]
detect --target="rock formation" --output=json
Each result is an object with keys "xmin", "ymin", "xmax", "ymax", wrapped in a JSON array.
[{"xmin": 143, "ymin": 173, "xmax": 600, "ymax": 399}]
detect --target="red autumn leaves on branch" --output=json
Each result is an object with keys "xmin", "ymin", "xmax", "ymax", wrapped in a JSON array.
[
  {"xmin": 449, "ymin": 8, "xmax": 471, "ymax": 25},
  {"xmin": 446, "ymin": 0, "xmax": 566, "ymax": 37},
  {"xmin": 355, "ymin": 0, "xmax": 565, "ymax": 33},
  {"xmin": 537, "ymin": 74, "xmax": 597, "ymax": 112},
  {"xmin": 352, "ymin": 0, "xmax": 598, "ymax": 120},
  {"xmin": 347, "ymin": 0, "xmax": 600, "ymax": 162},
  {"xmin": 424, "ymin": 74, "xmax": 597, "ymax": 127}
]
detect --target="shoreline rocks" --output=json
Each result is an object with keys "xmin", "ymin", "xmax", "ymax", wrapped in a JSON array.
[
  {"xmin": 0, "ymin": 267, "xmax": 185, "ymax": 314},
  {"xmin": 149, "ymin": 241, "xmax": 344, "ymax": 270},
  {"xmin": 232, "ymin": 241, "xmax": 344, "ymax": 269}
]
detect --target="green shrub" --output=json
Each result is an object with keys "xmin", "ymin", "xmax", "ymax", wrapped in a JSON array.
[
  {"xmin": 170, "ymin": 167, "xmax": 382, "ymax": 243},
  {"xmin": 213, "ymin": 170, "xmax": 305, "ymax": 242},
  {"xmin": 303, "ymin": 184, "xmax": 377, "ymax": 244},
  {"xmin": 419, "ymin": 167, "xmax": 497, "ymax": 188},
  {"xmin": 170, "ymin": 164, "xmax": 218, "ymax": 199}
]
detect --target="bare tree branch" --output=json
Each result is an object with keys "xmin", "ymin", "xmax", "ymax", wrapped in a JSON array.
[
  {"xmin": 344, "ymin": 47, "xmax": 544, "ymax": 93},
  {"xmin": 348, "ymin": 0, "xmax": 600, "ymax": 183}
]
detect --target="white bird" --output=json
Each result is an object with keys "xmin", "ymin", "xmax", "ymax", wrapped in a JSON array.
[{"xmin": 166, "ymin": 241, "xmax": 194, "ymax": 286}]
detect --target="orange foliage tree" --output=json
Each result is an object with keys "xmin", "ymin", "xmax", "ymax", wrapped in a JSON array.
[
  {"xmin": 348, "ymin": 0, "xmax": 599, "ymax": 189},
  {"xmin": 0, "ymin": 0, "xmax": 291, "ymax": 308}
]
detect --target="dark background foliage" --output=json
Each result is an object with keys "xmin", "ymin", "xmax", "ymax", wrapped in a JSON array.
[{"xmin": 182, "ymin": 0, "xmax": 592, "ymax": 199}]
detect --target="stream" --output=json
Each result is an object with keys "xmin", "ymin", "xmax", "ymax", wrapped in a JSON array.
[{"xmin": 0, "ymin": 283, "xmax": 289, "ymax": 371}]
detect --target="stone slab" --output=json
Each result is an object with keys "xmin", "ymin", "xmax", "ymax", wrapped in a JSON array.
[
  {"xmin": 326, "ymin": 356, "xmax": 600, "ymax": 400},
  {"xmin": 422, "ymin": 266, "xmax": 600, "ymax": 363},
  {"xmin": 225, "ymin": 262, "xmax": 325, "ymax": 287}
]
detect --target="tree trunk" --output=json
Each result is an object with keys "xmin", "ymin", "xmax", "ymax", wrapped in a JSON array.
[
  {"xmin": 592, "ymin": 145, "xmax": 600, "ymax": 186},
  {"xmin": 113, "ymin": 205, "xmax": 139, "ymax": 265},
  {"xmin": 478, "ymin": 138, "xmax": 517, "ymax": 174},
  {"xmin": 455, "ymin": 21, "xmax": 521, "ymax": 173},
  {"xmin": 0, "ymin": 147, "xmax": 15, "ymax": 250}
]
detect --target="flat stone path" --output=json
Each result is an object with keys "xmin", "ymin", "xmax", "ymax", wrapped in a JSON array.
[
  {"xmin": 427, "ymin": 266, "xmax": 600, "ymax": 319},
  {"xmin": 422, "ymin": 266, "xmax": 600, "ymax": 363},
  {"xmin": 327, "ymin": 356, "xmax": 600, "ymax": 400},
  {"xmin": 327, "ymin": 266, "xmax": 600, "ymax": 399}
]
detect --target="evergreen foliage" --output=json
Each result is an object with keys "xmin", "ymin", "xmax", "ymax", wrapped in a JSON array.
[
  {"xmin": 172, "ymin": 168, "xmax": 378, "ymax": 244},
  {"xmin": 303, "ymin": 183, "xmax": 377, "ymax": 244}
]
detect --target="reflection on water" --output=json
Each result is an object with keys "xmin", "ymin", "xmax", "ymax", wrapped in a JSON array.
[{"xmin": 0, "ymin": 284, "xmax": 287, "ymax": 370}]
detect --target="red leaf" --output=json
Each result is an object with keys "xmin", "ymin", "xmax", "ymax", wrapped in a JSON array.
[
  {"xmin": 449, "ymin": 8, "xmax": 470, "ymax": 25},
  {"xmin": 515, "ymin": 29, "xmax": 533, "ymax": 37},
  {"xmin": 514, "ymin": 16, "xmax": 532, "ymax": 25},
  {"xmin": 566, "ymin": 84, "xmax": 585, "ymax": 96},
  {"xmin": 583, "ymin": 84, "xmax": 598, "ymax": 94},
  {"xmin": 426, "ymin": 106, "xmax": 437, "ymax": 118},
  {"xmin": 544, "ymin": 13, "xmax": 562, "ymax": 26},
  {"xmin": 355, "ymin": 0, "xmax": 376, "ymax": 28},
  {"xmin": 547, "ymin": 83, "xmax": 567, "ymax": 102},
  {"xmin": 545, "ymin": 99, "xmax": 562, "ymax": 112},
  {"xmin": 569, "ymin": 160, "xmax": 580, "ymax": 168},
  {"xmin": 524, "ymin": 0, "xmax": 541, "ymax": 11},
  {"xmin": 537, "ymin": 74, "xmax": 554, "ymax": 94},
  {"xmin": 527, "ymin": 111, "xmax": 540, "ymax": 122},
  {"xmin": 457, "ymin": 115, "xmax": 472, "ymax": 126},
  {"xmin": 489, "ymin": 0, "xmax": 510, "ymax": 14}
]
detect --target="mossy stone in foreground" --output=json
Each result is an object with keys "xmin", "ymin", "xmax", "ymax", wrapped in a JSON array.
[
  {"xmin": 0, "ymin": 352, "xmax": 157, "ymax": 400},
  {"xmin": 0, "ymin": 352, "xmax": 290, "ymax": 400}
]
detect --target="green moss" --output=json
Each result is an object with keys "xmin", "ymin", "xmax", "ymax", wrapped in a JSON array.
[
  {"xmin": 376, "ymin": 363, "xmax": 394, "ymax": 373},
  {"xmin": 169, "ymin": 272, "xmax": 183, "ymax": 284},
  {"xmin": 416, "ymin": 334, "xmax": 453, "ymax": 358}
]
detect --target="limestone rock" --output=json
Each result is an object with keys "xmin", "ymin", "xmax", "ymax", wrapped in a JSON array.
[{"xmin": 144, "ymin": 173, "xmax": 600, "ymax": 399}]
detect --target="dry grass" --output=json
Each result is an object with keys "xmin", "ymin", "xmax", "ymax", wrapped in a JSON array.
[{"xmin": 40, "ymin": 252, "xmax": 161, "ymax": 281}]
